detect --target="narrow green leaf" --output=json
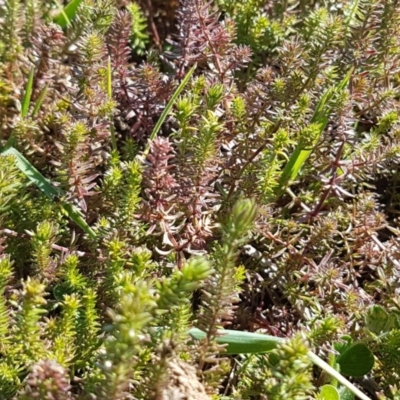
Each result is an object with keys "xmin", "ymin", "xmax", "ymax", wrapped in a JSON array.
[
  {"xmin": 2, "ymin": 147, "xmax": 61, "ymax": 199},
  {"xmin": 0, "ymin": 147, "xmax": 96, "ymax": 239},
  {"xmin": 336, "ymin": 343, "xmax": 374, "ymax": 377},
  {"xmin": 53, "ymin": 0, "xmax": 84, "ymax": 28},
  {"xmin": 21, "ymin": 68, "xmax": 35, "ymax": 118},
  {"xmin": 143, "ymin": 64, "xmax": 197, "ymax": 156},
  {"xmin": 107, "ymin": 56, "xmax": 112, "ymax": 100},
  {"xmin": 63, "ymin": 203, "xmax": 97, "ymax": 239},
  {"xmin": 188, "ymin": 327, "xmax": 283, "ymax": 354},
  {"xmin": 4, "ymin": 133, "xmax": 17, "ymax": 150},
  {"xmin": 344, "ymin": 0, "xmax": 361, "ymax": 30},
  {"xmin": 277, "ymin": 145, "xmax": 311, "ymax": 190},
  {"xmin": 31, "ymin": 85, "xmax": 48, "ymax": 118},
  {"xmin": 277, "ymin": 69, "xmax": 353, "ymax": 193},
  {"xmin": 106, "ymin": 57, "xmax": 117, "ymax": 153},
  {"xmin": 320, "ymin": 385, "xmax": 340, "ymax": 400}
]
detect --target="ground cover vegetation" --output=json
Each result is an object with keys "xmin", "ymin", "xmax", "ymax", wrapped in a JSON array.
[{"xmin": 0, "ymin": 0, "xmax": 400, "ymax": 398}]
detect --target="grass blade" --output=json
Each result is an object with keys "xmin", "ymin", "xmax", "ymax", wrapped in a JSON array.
[
  {"xmin": 143, "ymin": 63, "xmax": 196, "ymax": 156},
  {"xmin": 107, "ymin": 56, "xmax": 117, "ymax": 153},
  {"xmin": 21, "ymin": 68, "xmax": 34, "ymax": 118},
  {"xmin": 188, "ymin": 328, "xmax": 372, "ymax": 400},
  {"xmin": 2, "ymin": 69, "xmax": 35, "ymax": 149},
  {"xmin": 308, "ymin": 351, "xmax": 372, "ymax": 400},
  {"xmin": 344, "ymin": 0, "xmax": 361, "ymax": 30},
  {"xmin": 31, "ymin": 85, "xmax": 48, "ymax": 118},
  {"xmin": 107, "ymin": 56, "xmax": 112, "ymax": 100},
  {"xmin": 1, "ymin": 147, "xmax": 60, "ymax": 199},
  {"xmin": 1, "ymin": 147, "xmax": 96, "ymax": 239},
  {"xmin": 188, "ymin": 327, "xmax": 283, "ymax": 354},
  {"xmin": 277, "ymin": 69, "xmax": 353, "ymax": 194},
  {"xmin": 53, "ymin": 0, "xmax": 84, "ymax": 28}
]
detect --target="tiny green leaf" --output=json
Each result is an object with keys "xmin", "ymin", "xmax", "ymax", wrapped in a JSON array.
[
  {"xmin": 320, "ymin": 385, "xmax": 340, "ymax": 400},
  {"xmin": 334, "ymin": 336, "xmax": 353, "ymax": 354},
  {"xmin": 365, "ymin": 305, "xmax": 398, "ymax": 335},
  {"xmin": 365, "ymin": 305, "xmax": 389, "ymax": 335},
  {"xmin": 336, "ymin": 343, "xmax": 374, "ymax": 377},
  {"xmin": 338, "ymin": 387, "xmax": 356, "ymax": 400}
]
